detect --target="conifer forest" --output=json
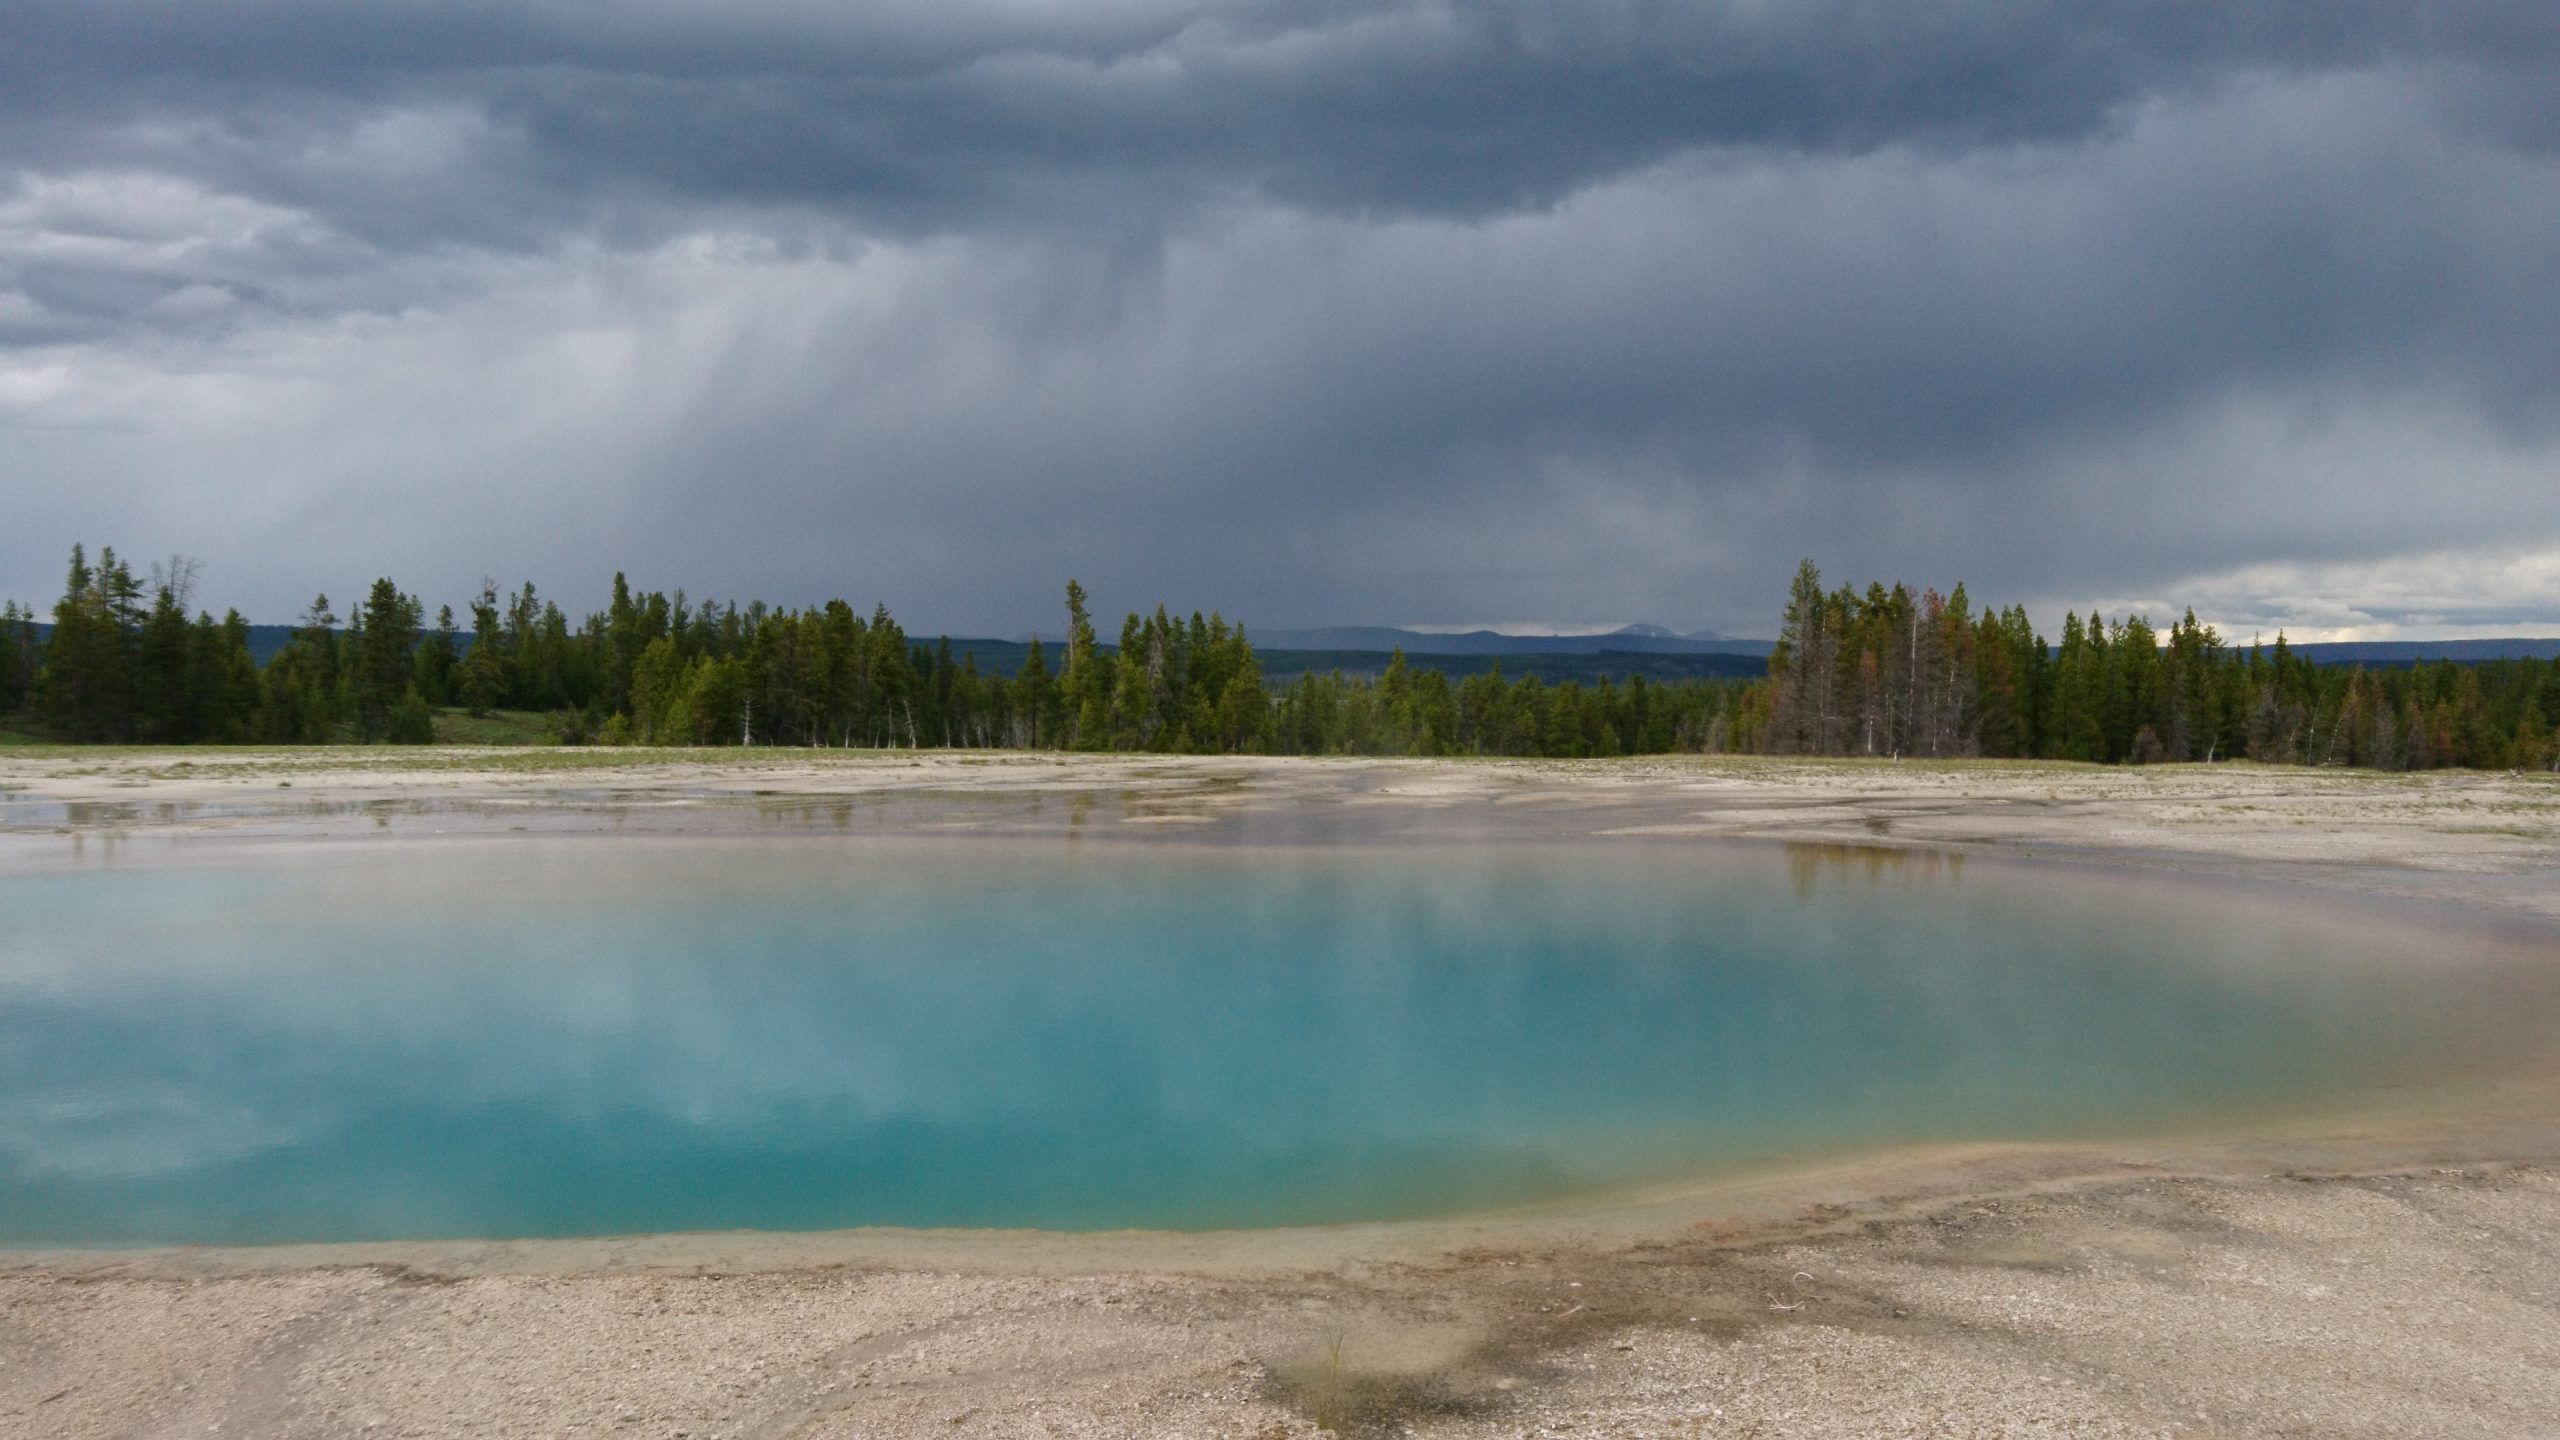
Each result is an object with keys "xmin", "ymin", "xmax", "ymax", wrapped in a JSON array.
[{"xmin": 3, "ymin": 548, "xmax": 2554, "ymax": 770}]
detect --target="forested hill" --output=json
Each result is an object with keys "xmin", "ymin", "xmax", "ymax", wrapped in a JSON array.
[
  {"xmin": 3, "ymin": 546, "xmax": 2556, "ymax": 770},
  {"xmin": 2282, "ymin": 639, "xmax": 2560, "ymax": 665},
  {"xmin": 945, "ymin": 640, "xmax": 1767, "ymax": 686},
  {"xmin": 23, "ymin": 621, "xmax": 312, "ymax": 669},
  {"xmin": 1249, "ymin": 626, "xmax": 1774, "ymax": 657}
]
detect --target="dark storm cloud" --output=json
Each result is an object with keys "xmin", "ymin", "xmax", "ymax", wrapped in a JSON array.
[
  {"xmin": 3, "ymin": 1, "xmax": 2558, "ymax": 636},
  {"xmin": 8, "ymin": 0, "xmax": 2556, "ymax": 242},
  {"xmin": 600, "ymin": 74, "xmax": 2560, "ymax": 627}
]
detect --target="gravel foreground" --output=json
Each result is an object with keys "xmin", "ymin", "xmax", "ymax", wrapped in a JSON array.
[
  {"xmin": 3, "ymin": 749, "xmax": 2556, "ymax": 1437},
  {"xmin": 9, "ymin": 1162, "xmax": 2559, "ymax": 1438}
]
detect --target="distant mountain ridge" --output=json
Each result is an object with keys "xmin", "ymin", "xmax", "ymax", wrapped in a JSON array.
[
  {"xmin": 13, "ymin": 622, "xmax": 312, "ymax": 666},
  {"xmin": 2278, "ymin": 638, "xmax": 2560, "ymax": 665},
  {"xmin": 1244, "ymin": 624, "xmax": 1777, "ymax": 657},
  {"xmin": 1232, "ymin": 629, "xmax": 2560, "ymax": 666}
]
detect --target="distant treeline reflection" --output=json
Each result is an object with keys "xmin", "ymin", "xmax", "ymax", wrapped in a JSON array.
[
  {"xmin": 3, "ymin": 549, "xmax": 2555, "ymax": 771},
  {"xmin": 1784, "ymin": 843, "xmax": 1966, "ymax": 899}
]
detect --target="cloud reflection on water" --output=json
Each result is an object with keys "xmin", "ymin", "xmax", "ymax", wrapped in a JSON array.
[{"xmin": 0, "ymin": 837, "xmax": 2546, "ymax": 1242}]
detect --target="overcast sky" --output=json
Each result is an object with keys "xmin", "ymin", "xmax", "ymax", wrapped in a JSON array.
[{"xmin": 4, "ymin": 1, "xmax": 2557, "ymax": 640}]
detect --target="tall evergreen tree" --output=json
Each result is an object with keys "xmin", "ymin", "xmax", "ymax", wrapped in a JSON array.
[
  {"xmin": 1060, "ymin": 580, "xmax": 1106, "ymax": 749},
  {"xmin": 40, "ymin": 544, "xmax": 141, "ymax": 741},
  {"xmin": 1768, "ymin": 559, "xmax": 1838, "ymax": 754},
  {"xmin": 354, "ymin": 578, "xmax": 425, "ymax": 740},
  {"xmin": 0, "ymin": 601, "xmax": 38, "ymax": 716}
]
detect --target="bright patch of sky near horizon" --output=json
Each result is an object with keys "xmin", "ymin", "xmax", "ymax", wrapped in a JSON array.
[{"xmin": 3, "ymin": 2, "xmax": 2558, "ymax": 640}]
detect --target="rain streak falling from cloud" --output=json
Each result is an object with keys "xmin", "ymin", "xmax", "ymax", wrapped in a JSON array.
[{"xmin": 4, "ymin": 0, "xmax": 2558, "ymax": 638}]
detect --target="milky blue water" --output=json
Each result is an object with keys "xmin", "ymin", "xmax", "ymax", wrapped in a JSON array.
[{"xmin": 1, "ymin": 837, "xmax": 2551, "ymax": 1245}]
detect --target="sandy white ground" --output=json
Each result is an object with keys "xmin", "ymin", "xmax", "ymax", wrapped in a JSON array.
[{"xmin": 3, "ymin": 750, "xmax": 2557, "ymax": 1437}]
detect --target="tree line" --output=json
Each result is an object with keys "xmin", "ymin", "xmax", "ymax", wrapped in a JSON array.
[
  {"xmin": 4, "ymin": 545, "xmax": 2555, "ymax": 770},
  {"xmin": 0, "ymin": 549, "xmax": 1766, "ymax": 756},
  {"xmin": 1765, "ymin": 560, "xmax": 2559, "ymax": 770}
]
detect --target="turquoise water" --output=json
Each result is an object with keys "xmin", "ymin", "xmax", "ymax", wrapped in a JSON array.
[{"xmin": 0, "ymin": 837, "xmax": 2551, "ymax": 1245}]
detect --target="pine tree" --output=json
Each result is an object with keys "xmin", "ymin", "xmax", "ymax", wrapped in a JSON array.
[
  {"xmin": 458, "ymin": 582, "xmax": 506, "ymax": 716},
  {"xmin": 134, "ymin": 567, "xmax": 196, "ymax": 742},
  {"xmin": 1768, "ymin": 559, "xmax": 1838, "ymax": 754},
  {"xmin": 1060, "ymin": 580, "xmax": 1107, "ymax": 749},
  {"xmin": 2513, "ymin": 700, "xmax": 2553, "ymax": 771},
  {"xmin": 0, "ymin": 601, "xmax": 37, "ymax": 715},
  {"xmin": 1012, "ymin": 637, "xmax": 1054, "ymax": 748},
  {"xmin": 2044, "ymin": 613, "xmax": 2102, "ymax": 761},
  {"xmin": 354, "ymin": 579, "xmax": 424, "ymax": 740},
  {"xmin": 41, "ymin": 544, "xmax": 140, "ymax": 741}
]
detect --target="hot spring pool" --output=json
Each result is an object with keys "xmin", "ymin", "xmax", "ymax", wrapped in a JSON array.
[{"xmin": 2, "ymin": 836, "xmax": 2552, "ymax": 1244}]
